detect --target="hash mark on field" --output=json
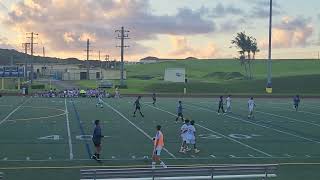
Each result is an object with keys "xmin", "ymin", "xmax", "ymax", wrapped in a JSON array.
[
  {"xmin": 111, "ymin": 156, "xmax": 116, "ymax": 159},
  {"xmin": 248, "ymin": 154, "xmax": 255, "ymax": 157},
  {"xmin": 210, "ymin": 155, "xmax": 216, "ymax": 158},
  {"xmin": 229, "ymin": 155, "xmax": 236, "ymax": 158},
  {"xmin": 26, "ymin": 157, "xmax": 30, "ymax": 160},
  {"xmin": 3, "ymin": 157, "xmax": 7, "ymax": 161},
  {"xmin": 284, "ymin": 154, "xmax": 293, "ymax": 157},
  {"xmin": 305, "ymin": 155, "xmax": 311, "ymax": 158}
]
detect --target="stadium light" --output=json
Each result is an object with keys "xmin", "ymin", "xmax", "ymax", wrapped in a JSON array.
[{"xmin": 266, "ymin": 0, "xmax": 273, "ymax": 93}]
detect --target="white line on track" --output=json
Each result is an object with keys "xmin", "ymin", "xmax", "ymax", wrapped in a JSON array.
[
  {"xmin": 103, "ymin": 100, "xmax": 176, "ymax": 159},
  {"xmin": 0, "ymin": 97, "xmax": 31, "ymax": 126},
  {"xmin": 188, "ymin": 104, "xmax": 320, "ymax": 145},
  {"xmin": 65, "ymin": 98, "xmax": 74, "ymax": 160},
  {"xmin": 145, "ymin": 104, "xmax": 272, "ymax": 157}
]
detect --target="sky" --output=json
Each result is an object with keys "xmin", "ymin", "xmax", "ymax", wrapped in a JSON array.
[{"xmin": 0, "ymin": 0, "xmax": 319, "ymax": 61}]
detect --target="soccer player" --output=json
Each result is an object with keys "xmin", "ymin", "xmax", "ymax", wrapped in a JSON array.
[
  {"xmin": 293, "ymin": 95, "xmax": 301, "ymax": 112},
  {"xmin": 115, "ymin": 87, "xmax": 120, "ymax": 99},
  {"xmin": 91, "ymin": 120, "xmax": 104, "ymax": 160},
  {"xmin": 179, "ymin": 119, "xmax": 189, "ymax": 153},
  {"xmin": 133, "ymin": 96, "xmax": 144, "ymax": 117},
  {"xmin": 248, "ymin": 97, "xmax": 256, "ymax": 119},
  {"xmin": 226, "ymin": 95, "xmax": 232, "ymax": 113},
  {"xmin": 152, "ymin": 92, "xmax": 156, "ymax": 106},
  {"xmin": 187, "ymin": 120, "xmax": 200, "ymax": 153},
  {"xmin": 176, "ymin": 101, "xmax": 184, "ymax": 122},
  {"xmin": 152, "ymin": 125, "xmax": 167, "ymax": 169},
  {"xmin": 218, "ymin": 96, "xmax": 226, "ymax": 115},
  {"xmin": 96, "ymin": 93, "xmax": 104, "ymax": 108}
]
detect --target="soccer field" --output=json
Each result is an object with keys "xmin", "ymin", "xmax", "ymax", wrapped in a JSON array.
[{"xmin": 1, "ymin": 96, "xmax": 320, "ymax": 179}]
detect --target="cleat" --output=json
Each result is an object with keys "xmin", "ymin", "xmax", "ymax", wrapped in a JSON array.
[{"xmin": 194, "ymin": 149, "xmax": 200, "ymax": 154}]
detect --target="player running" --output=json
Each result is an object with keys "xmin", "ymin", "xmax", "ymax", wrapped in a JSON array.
[
  {"xmin": 179, "ymin": 119, "xmax": 190, "ymax": 153},
  {"xmin": 152, "ymin": 125, "xmax": 167, "ymax": 169},
  {"xmin": 91, "ymin": 120, "xmax": 104, "ymax": 161},
  {"xmin": 218, "ymin": 96, "xmax": 226, "ymax": 115},
  {"xmin": 293, "ymin": 95, "xmax": 300, "ymax": 112},
  {"xmin": 175, "ymin": 101, "xmax": 184, "ymax": 122},
  {"xmin": 186, "ymin": 120, "xmax": 200, "ymax": 153},
  {"xmin": 248, "ymin": 97, "xmax": 256, "ymax": 119},
  {"xmin": 133, "ymin": 96, "xmax": 144, "ymax": 117},
  {"xmin": 152, "ymin": 92, "xmax": 157, "ymax": 106},
  {"xmin": 96, "ymin": 93, "xmax": 104, "ymax": 108},
  {"xmin": 226, "ymin": 95, "xmax": 232, "ymax": 113}
]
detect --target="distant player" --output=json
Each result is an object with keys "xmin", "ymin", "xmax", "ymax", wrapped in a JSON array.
[
  {"xmin": 248, "ymin": 97, "xmax": 256, "ymax": 119},
  {"xmin": 133, "ymin": 96, "xmax": 144, "ymax": 117},
  {"xmin": 152, "ymin": 125, "xmax": 167, "ymax": 169},
  {"xmin": 96, "ymin": 93, "xmax": 104, "ymax": 108},
  {"xmin": 179, "ymin": 119, "xmax": 190, "ymax": 153},
  {"xmin": 152, "ymin": 92, "xmax": 156, "ymax": 105},
  {"xmin": 218, "ymin": 96, "xmax": 226, "ymax": 115},
  {"xmin": 115, "ymin": 87, "xmax": 120, "ymax": 99},
  {"xmin": 91, "ymin": 120, "xmax": 104, "ymax": 161},
  {"xmin": 293, "ymin": 95, "xmax": 300, "ymax": 112},
  {"xmin": 186, "ymin": 120, "xmax": 200, "ymax": 153},
  {"xmin": 176, "ymin": 101, "xmax": 184, "ymax": 122},
  {"xmin": 226, "ymin": 95, "xmax": 232, "ymax": 113}
]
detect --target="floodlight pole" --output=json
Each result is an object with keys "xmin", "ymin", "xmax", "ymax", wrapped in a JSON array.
[
  {"xmin": 267, "ymin": 0, "xmax": 273, "ymax": 88},
  {"xmin": 116, "ymin": 27, "xmax": 129, "ymax": 86}
]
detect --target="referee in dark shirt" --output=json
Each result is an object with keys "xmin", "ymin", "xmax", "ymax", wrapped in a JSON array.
[{"xmin": 92, "ymin": 120, "xmax": 104, "ymax": 160}]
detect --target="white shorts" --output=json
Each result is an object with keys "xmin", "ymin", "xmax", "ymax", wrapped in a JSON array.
[
  {"xmin": 249, "ymin": 107, "xmax": 254, "ymax": 112},
  {"xmin": 154, "ymin": 147, "xmax": 162, "ymax": 156},
  {"xmin": 181, "ymin": 134, "xmax": 187, "ymax": 142},
  {"xmin": 186, "ymin": 135, "xmax": 196, "ymax": 145}
]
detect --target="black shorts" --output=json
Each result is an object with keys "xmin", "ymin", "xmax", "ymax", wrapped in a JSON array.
[
  {"xmin": 153, "ymin": 98, "xmax": 156, "ymax": 101},
  {"xmin": 92, "ymin": 140, "xmax": 101, "ymax": 147},
  {"xmin": 177, "ymin": 113, "xmax": 183, "ymax": 117},
  {"xmin": 135, "ymin": 106, "xmax": 141, "ymax": 110}
]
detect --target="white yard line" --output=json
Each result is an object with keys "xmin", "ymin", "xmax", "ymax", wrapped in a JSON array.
[
  {"xmin": 268, "ymin": 106, "xmax": 320, "ymax": 117},
  {"xmin": 145, "ymin": 104, "xmax": 272, "ymax": 157},
  {"xmin": 103, "ymin": 100, "xmax": 176, "ymax": 159},
  {"xmin": 255, "ymin": 109, "xmax": 320, "ymax": 127},
  {"xmin": 0, "ymin": 97, "xmax": 31, "ymax": 126},
  {"xmin": 65, "ymin": 98, "xmax": 74, "ymax": 160},
  {"xmin": 187, "ymin": 104, "xmax": 320, "ymax": 145}
]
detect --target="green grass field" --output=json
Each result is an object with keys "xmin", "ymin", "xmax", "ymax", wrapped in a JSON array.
[
  {"xmin": 1, "ymin": 96, "xmax": 320, "ymax": 179},
  {"xmin": 73, "ymin": 59, "xmax": 320, "ymax": 95}
]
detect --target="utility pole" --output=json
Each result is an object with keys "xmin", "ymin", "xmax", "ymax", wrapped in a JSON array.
[
  {"xmin": 266, "ymin": 0, "xmax": 273, "ymax": 91},
  {"xmin": 86, "ymin": 39, "xmax": 90, "ymax": 80},
  {"xmin": 99, "ymin": 50, "xmax": 102, "ymax": 80},
  {"xmin": 22, "ymin": 43, "xmax": 30, "ymax": 80},
  {"xmin": 116, "ymin": 27, "xmax": 129, "ymax": 86},
  {"xmin": 105, "ymin": 54, "xmax": 110, "ymax": 69},
  {"xmin": 27, "ymin": 32, "xmax": 38, "ymax": 84},
  {"xmin": 43, "ymin": 46, "xmax": 45, "ymax": 57}
]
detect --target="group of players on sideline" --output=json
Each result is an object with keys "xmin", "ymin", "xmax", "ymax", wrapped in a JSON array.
[{"xmin": 91, "ymin": 93, "xmax": 301, "ymax": 169}]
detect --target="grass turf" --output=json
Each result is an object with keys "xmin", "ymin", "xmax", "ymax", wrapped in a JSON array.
[{"xmin": 0, "ymin": 96, "xmax": 320, "ymax": 179}]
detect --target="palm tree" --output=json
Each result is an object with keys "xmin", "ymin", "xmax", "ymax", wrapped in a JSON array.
[{"xmin": 231, "ymin": 32, "xmax": 260, "ymax": 80}]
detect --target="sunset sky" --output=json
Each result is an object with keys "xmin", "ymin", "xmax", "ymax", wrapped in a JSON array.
[{"xmin": 0, "ymin": 0, "xmax": 319, "ymax": 61}]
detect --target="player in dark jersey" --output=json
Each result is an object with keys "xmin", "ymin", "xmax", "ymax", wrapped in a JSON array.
[
  {"xmin": 133, "ymin": 96, "xmax": 144, "ymax": 117},
  {"xmin": 152, "ymin": 92, "xmax": 156, "ymax": 105},
  {"xmin": 176, "ymin": 101, "xmax": 184, "ymax": 122},
  {"xmin": 218, "ymin": 96, "xmax": 226, "ymax": 115},
  {"xmin": 293, "ymin": 95, "xmax": 301, "ymax": 112},
  {"xmin": 91, "ymin": 120, "xmax": 104, "ymax": 161}
]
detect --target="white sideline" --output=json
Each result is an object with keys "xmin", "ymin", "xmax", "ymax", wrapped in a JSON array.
[
  {"xmin": 144, "ymin": 104, "xmax": 272, "ymax": 157},
  {"xmin": 0, "ymin": 97, "xmax": 31, "ymax": 126},
  {"xmin": 81, "ymin": 174, "xmax": 276, "ymax": 180},
  {"xmin": 188, "ymin": 104, "xmax": 320, "ymax": 145},
  {"xmin": 102, "ymin": 100, "xmax": 176, "ymax": 158},
  {"xmin": 65, "ymin": 98, "xmax": 74, "ymax": 160}
]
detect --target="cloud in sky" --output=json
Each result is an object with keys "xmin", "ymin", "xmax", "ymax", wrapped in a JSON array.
[
  {"xmin": 1, "ymin": 0, "xmax": 216, "ymax": 59},
  {"xmin": 0, "ymin": 36, "xmax": 14, "ymax": 49},
  {"xmin": 169, "ymin": 36, "xmax": 218, "ymax": 58},
  {"xmin": 260, "ymin": 16, "xmax": 314, "ymax": 49}
]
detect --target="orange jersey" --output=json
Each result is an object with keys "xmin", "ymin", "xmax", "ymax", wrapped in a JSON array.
[{"xmin": 154, "ymin": 131, "xmax": 164, "ymax": 147}]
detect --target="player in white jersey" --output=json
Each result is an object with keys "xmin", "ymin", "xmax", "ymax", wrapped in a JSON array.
[
  {"xmin": 226, "ymin": 95, "xmax": 232, "ymax": 113},
  {"xmin": 247, "ymin": 97, "xmax": 256, "ymax": 119},
  {"xmin": 179, "ymin": 119, "xmax": 190, "ymax": 153},
  {"xmin": 96, "ymin": 94, "xmax": 104, "ymax": 108},
  {"xmin": 186, "ymin": 120, "xmax": 200, "ymax": 153}
]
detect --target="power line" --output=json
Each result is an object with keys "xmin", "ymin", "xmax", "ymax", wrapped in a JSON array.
[
  {"xmin": 115, "ymin": 26, "xmax": 129, "ymax": 86},
  {"xmin": 22, "ymin": 42, "xmax": 30, "ymax": 80}
]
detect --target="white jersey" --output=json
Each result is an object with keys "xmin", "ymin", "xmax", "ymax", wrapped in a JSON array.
[
  {"xmin": 186, "ymin": 125, "xmax": 196, "ymax": 140},
  {"xmin": 180, "ymin": 124, "xmax": 188, "ymax": 140},
  {"xmin": 248, "ymin": 99, "xmax": 255, "ymax": 110},
  {"xmin": 226, "ymin": 97, "xmax": 231, "ymax": 107}
]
